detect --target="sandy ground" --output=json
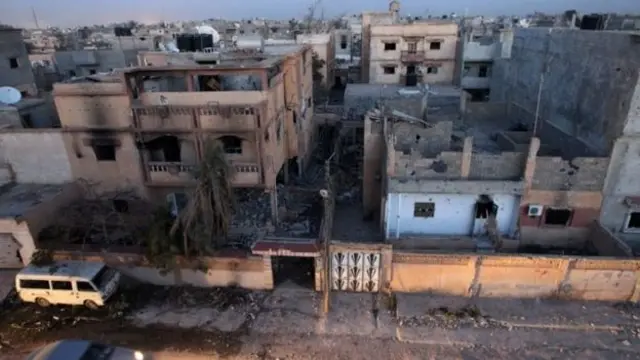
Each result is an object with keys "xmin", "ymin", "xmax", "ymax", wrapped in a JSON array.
[{"xmin": 2, "ymin": 281, "xmax": 640, "ymax": 359}]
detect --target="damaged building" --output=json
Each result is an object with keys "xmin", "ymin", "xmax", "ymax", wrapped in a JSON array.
[
  {"xmin": 362, "ymin": 82, "xmax": 610, "ymax": 253},
  {"xmin": 48, "ymin": 46, "xmax": 315, "ymax": 224}
]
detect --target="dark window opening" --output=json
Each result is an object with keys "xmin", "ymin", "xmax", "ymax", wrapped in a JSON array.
[
  {"xmin": 427, "ymin": 66, "xmax": 439, "ymax": 74},
  {"xmin": 478, "ymin": 65, "xmax": 488, "ymax": 78},
  {"xmin": 293, "ymin": 111, "xmax": 298, "ymax": 124},
  {"xmin": 414, "ymin": 202, "xmax": 435, "ymax": 218},
  {"xmin": 92, "ymin": 145, "xmax": 116, "ymax": 161},
  {"xmin": 21, "ymin": 113, "xmax": 33, "ymax": 128},
  {"xmin": 544, "ymin": 208, "xmax": 573, "ymax": 226},
  {"xmin": 264, "ymin": 128, "xmax": 270, "ymax": 142},
  {"xmin": 76, "ymin": 281, "xmax": 96, "ymax": 292},
  {"xmin": 307, "ymin": 97, "xmax": 312, "ymax": 108},
  {"xmin": 383, "ymin": 66, "xmax": 395, "ymax": 75},
  {"xmin": 197, "ymin": 75, "xmax": 222, "ymax": 91},
  {"xmin": 20, "ymin": 91, "xmax": 28, "ymax": 98},
  {"xmin": 429, "ymin": 41, "xmax": 441, "ymax": 50},
  {"xmin": 627, "ymin": 212, "xmax": 640, "ymax": 229},
  {"xmin": 146, "ymin": 135, "xmax": 181, "ymax": 162},
  {"xmin": 384, "ymin": 42, "xmax": 396, "ymax": 51},
  {"xmin": 89, "ymin": 69, "xmax": 97, "ymax": 75},
  {"xmin": 68, "ymin": 70, "xmax": 76, "ymax": 77},
  {"xmin": 219, "ymin": 136, "xmax": 242, "ymax": 154},
  {"xmin": 51, "ymin": 281, "xmax": 73, "ymax": 290},
  {"xmin": 112, "ymin": 199, "xmax": 129, "ymax": 213},
  {"xmin": 19, "ymin": 280, "xmax": 50, "ymax": 289},
  {"xmin": 475, "ymin": 195, "xmax": 498, "ymax": 219},
  {"xmin": 9, "ymin": 57, "xmax": 19, "ymax": 68}
]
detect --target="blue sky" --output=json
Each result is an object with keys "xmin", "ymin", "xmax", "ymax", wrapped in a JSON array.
[{"xmin": 2, "ymin": 0, "xmax": 638, "ymax": 27}]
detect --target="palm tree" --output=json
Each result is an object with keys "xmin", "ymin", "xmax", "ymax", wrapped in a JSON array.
[{"xmin": 170, "ymin": 140, "xmax": 235, "ymax": 256}]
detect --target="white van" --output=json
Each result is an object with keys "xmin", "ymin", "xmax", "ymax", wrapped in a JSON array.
[{"xmin": 15, "ymin": 261, "xmax": 121, "ymax": 309}]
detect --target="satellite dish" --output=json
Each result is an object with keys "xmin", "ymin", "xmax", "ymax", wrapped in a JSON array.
[{"xmin": 0, "ymin": 87, "xmax": 22, "ymax": 105}]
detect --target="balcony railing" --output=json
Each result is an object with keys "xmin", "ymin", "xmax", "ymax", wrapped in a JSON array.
[
  {"xmin": 147, "ymin": 161, "xmax": 261, "ymax": 186},
  {"xmin": 400, "ymin": 50, "xmax": 425, "ymax": 62}
]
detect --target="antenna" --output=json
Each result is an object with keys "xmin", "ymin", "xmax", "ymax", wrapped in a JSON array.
[
  {"xmin": 0, "ymin": 87, "xmax": 22, "ymax": 105},
  {"xmin": 31, "ymin": 7, "xmax": 40, "ymax": 30}
]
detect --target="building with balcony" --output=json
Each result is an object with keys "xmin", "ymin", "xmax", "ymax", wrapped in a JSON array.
[
  {"xmin": 367, "ymin": 21, "xmax": 459, "ymax": 86},
  {"xmin": 52, "ymin": 47, "xmax": 314, "ymax": 221},
  {"xmin": 460, "ymin": 29, "xmax": 513, "ymax": 100}
]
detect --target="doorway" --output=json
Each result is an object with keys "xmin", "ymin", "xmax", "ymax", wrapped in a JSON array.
[
  {"xmin": 405, "ymin": 65, "xmax": 418, "ymax": 86},
  {"xmin": 272, "ymin": 257, "xmax": 315, "ymax": 289}
]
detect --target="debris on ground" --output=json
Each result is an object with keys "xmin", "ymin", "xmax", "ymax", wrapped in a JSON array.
[{"xmin": 399, "ymin": 305, "xmax": 501, "ymax": 329}]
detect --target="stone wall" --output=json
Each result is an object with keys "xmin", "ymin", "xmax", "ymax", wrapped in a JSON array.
[{"xmin": 391, "ymin": 251, "xmax": 640, "ymax": 301}]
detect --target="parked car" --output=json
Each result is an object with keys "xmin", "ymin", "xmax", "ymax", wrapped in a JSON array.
[
  {"xmin": 15, "ymin": 261, "xmax": 121, "ymax": 309},
  {"xmin": 25, "ymin": 340, "xmax": 148, "ymax": 360}
]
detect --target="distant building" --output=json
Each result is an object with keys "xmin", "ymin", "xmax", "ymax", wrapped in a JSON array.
[{"xmin": 0, "ymin": 28, "xmax": 38, "ymax": 97}]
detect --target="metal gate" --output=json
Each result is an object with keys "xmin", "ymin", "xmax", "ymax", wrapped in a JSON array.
[{"xmin": 331, "ymin": 251, "xmax": 380, "ymax": 292}]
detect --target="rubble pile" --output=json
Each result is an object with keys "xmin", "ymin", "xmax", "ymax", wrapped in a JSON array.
[{"xmin": 399, "ymin": 306, "xmax": 500, "ymax": 330}]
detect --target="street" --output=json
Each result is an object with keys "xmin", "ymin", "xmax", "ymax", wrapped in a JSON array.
[{"xmin": 1, "ymin": 281, "xmax": 640, "ymax": 359}]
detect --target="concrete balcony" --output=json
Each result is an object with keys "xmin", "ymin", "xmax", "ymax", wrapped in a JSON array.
[
  {"xmin": 461, "ymin": 76, "xmax": 490, "ymax": 90},
  {"xmin": 232, "ymin": 162, "xmax": 261, "ymax": 186},
  {"xmin": 197, "ymin": 105, "xmax": 259, "ymax": 132},
  {"xmin": 133, "ymin": 106, "xmax": 195, "ymax": 131},
  {"xmin": 463, "ymin": 42, "xmax": 498, "ymax": 62},
  {"xmin": 400, "ymin": 51, "xmax": 425, "ymax": 63},
  {"xmin": 147, "ymin": 161, "xmax": 261, "ymax": 186},
  {"xmin": 147, "ymin": 162, "xmax": 195, "ymax": 183}
]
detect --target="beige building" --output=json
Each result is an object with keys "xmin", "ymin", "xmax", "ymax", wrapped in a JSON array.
[
  {"xmin": 368, "ymin": 21, "xmax": 459, "ymax": 86},
  {"xmin": 296, "ymin": 34, "xmax": 335, "ymax": 89},
  {"xmin": 52, "ymin": 48, "xmax": 314, "ymax": 221}
]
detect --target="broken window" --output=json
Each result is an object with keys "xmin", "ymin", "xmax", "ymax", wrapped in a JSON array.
[
  {"xmin": 92, "ymin": 145, "xmax": 116, "ymax": 161},
  {"xmin": 427, "ymin": 66, "xmax": 439, "ymax": 74},
  {"xmin": 219, "ymin": 135, "xmax": 242, "ymax": 154},
  {"xmin": 414, "ymin": 202, "xmax": 435, "ymax": 218},
  {"xmin": 384, "ymin": 42, "xmax": 397, "ymax": 51},
  {"xmin": 146, "ymin": 135, "xmax": 181, "ymax": 162},
  {"xmin": 9, "ymin": 57, "xmax": 18, "ymax": 69},
  {"xmin": 383, "ymin": 66, "xmax": 395, "ymax": 75},
  {"xmin": 543, "ymin": 208, "xmax": 573, "ymax": 226},
  {"xmin": 340, "ymin": 35, "xmax": 347, "ymax": 49},
  {"xmin": 625, "ymin": 212, "xmax": 640, "ymax": 231},
  {"xmin": 475, "ymin": 195, "xmax": 498, "ymax": 219},
  {"xmin": 429, "ymin": 41, "xmax": 441, "ymax": 50},
  {"xmin": 478, "ymin": 65, "xmax": 488, "ymax": 78},
  {"xmin": 21, "ymin": 113, "xmax": 33, "ymax": 128}
]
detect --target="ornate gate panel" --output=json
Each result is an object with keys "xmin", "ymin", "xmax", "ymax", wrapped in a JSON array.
[{"xmin": 331, "ymin": 251, "xmax": 381, "ymax": 292}]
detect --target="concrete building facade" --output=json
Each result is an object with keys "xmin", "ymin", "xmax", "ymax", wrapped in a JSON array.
[
  {"xmin": 368, "ymin": 22, "xmax": 459, "ymax": 86},
  {"xmin": 0, "ymin": 28, "xmax": 37, "ymax": 97},
  {"xmin": 52, "ymin": 49, "xmax": 314, "ymax": 221},
  {"xmin": 296, "ymin": 34, "xmax": 335, "ymax": 89},
  {"xmin": 460, "ymin": 29, "xmax": 513, "ymax": 99},
  {"xmin": 490, "ymin": 28, "xmax": 640, "ymax": 251}
]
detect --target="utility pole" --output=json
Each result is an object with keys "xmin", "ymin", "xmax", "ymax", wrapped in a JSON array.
[
  {"xmin": 31, "ymin": 7, "xmax": 40, "ymax": 30},
  {"xmin": 320, "ymin": 152, "xmax": 334, "ymax": 315}
]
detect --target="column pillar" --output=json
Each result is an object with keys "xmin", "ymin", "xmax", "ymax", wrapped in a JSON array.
[{"xmin": 269, "ymin": 187, "xmax": 279, "ymax": 224}]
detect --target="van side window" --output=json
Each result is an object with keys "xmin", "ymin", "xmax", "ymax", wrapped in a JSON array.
[
  {"xmin": 52, "ymin": 281, "xmax": 73, "ymax": 290},
  {"xmin": 76, "ymin": 281, "xmax": 96, "ymax": 292},
  {"xmin": 20, "ymin": 280, "xmax": 50, "ymax": 289}
]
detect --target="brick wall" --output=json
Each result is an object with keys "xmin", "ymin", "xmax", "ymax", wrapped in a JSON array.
[{"xmin": 532, "ymin": 157, "xmax": 609, "ymax": 191}]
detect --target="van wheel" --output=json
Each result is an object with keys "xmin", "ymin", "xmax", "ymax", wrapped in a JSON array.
[
  {"xmin": 36, "ymin": 297, "xmax": 50, "ymax": 307},
  {"xmin": 84, "ymin": 300, "xmax": 99, "ymax": 310}
]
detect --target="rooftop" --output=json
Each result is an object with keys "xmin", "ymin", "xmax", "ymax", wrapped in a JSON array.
[
  {"xmin": 19, "ymin": 260, "xmax": 105, "ymax": 279},
  {"xmin": 0, "ymin": 183, "xmax": 65, "ymax": 218}
]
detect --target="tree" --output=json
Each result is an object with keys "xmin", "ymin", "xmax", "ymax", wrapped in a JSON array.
[
  {"xmin": 311, "ymin": 51, "xmax": 325, "ymax": 83},
  {"xmin": 170, "ymin": 140, "xmax": 235, "ymax": 255}
]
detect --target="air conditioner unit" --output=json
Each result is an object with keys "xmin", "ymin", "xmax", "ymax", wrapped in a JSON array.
[{"xmin": 528, "ymin": 204, "xmax": 544, "ymax": 217}]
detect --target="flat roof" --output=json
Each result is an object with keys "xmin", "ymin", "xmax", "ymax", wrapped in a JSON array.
[
  {"xmin": 123, "ymin": 55, "xmax": 284, "ymax": 74},
  {"xmin": 19, "ymin": 261, "xmax": 105, "ymax": 279},
  {"xmin": 0, "ymin": 183, "xmax": 65, "ymax": 218}
]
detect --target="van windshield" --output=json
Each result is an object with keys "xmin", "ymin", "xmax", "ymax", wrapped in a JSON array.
[{"xmin": 91, "ymin": 267, "xmax": 116, "ymax": 291}]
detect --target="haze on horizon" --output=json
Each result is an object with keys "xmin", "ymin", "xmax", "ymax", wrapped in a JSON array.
[{"xmin": 1, "ymin": 0, "xmax": 638, "ymax": 28}]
